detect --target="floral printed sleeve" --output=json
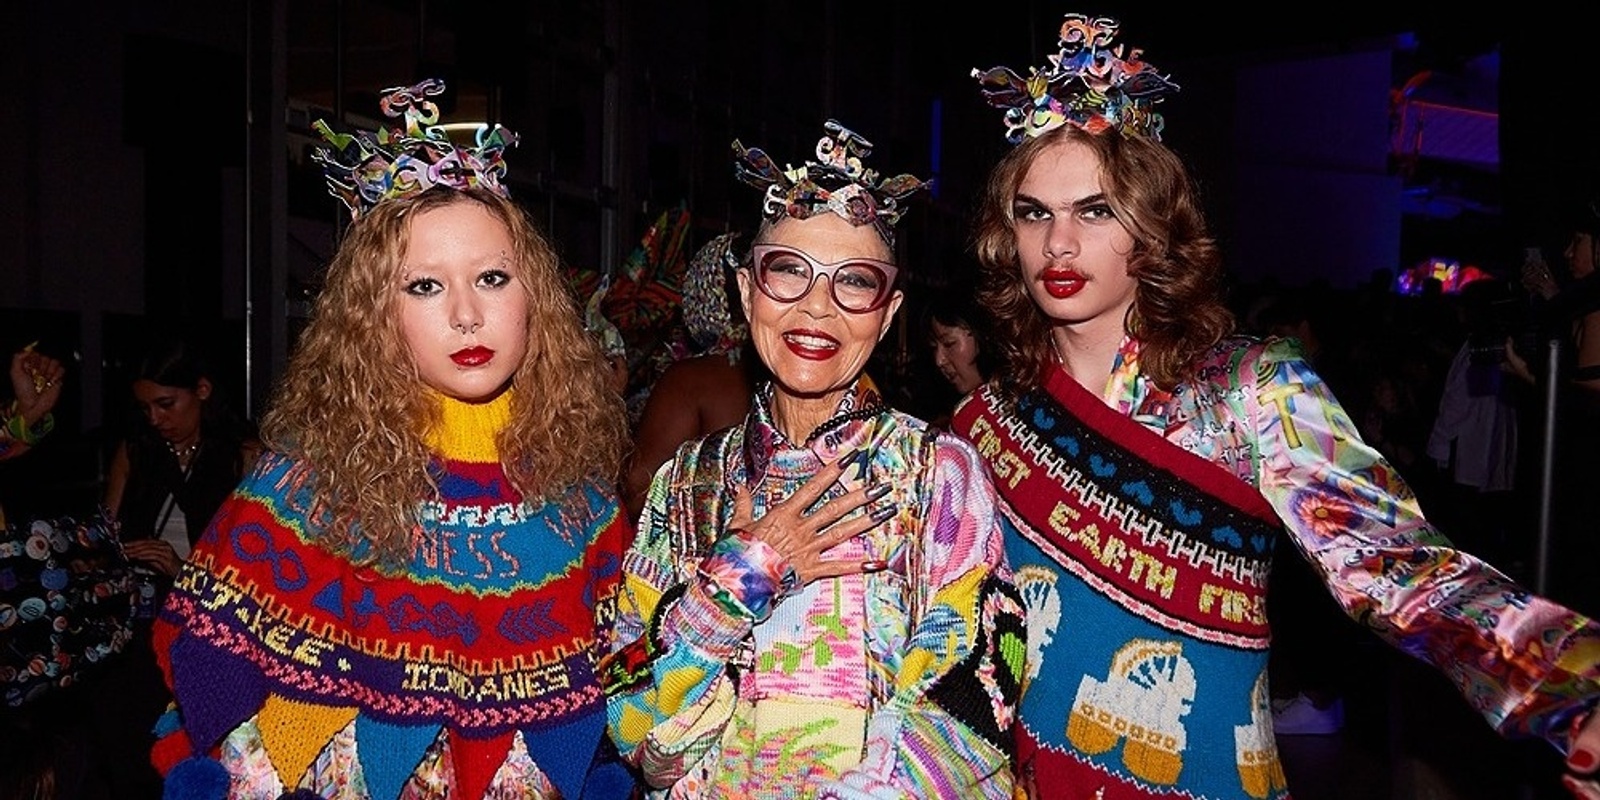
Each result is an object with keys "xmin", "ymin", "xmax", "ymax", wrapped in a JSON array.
[{"xmin": 1245, "ymin": 337, "xmax": 1600, "ymax": 745}]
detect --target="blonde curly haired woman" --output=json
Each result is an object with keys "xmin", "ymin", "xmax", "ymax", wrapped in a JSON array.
[{"xmin": 149, "ymin": 80, "xmax": 635, "ymax": 800}]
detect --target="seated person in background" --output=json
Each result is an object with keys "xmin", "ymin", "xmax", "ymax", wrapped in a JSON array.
[
  {"xmin": 91, "ymin": 336, "xmax": 262, "ymax": 796},
  {"xmin": 103, "ymin": 335, "xmax": 261, "ymax": 580}
]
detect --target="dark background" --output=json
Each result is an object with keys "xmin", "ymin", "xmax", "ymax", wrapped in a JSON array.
[
  {"xmin": 1, "ymin": 5, "xmax": 1598, "ymax": 799},
  {"xmin": 1, "ymin": 2, "xmax": 1593, "ymax": 512}
]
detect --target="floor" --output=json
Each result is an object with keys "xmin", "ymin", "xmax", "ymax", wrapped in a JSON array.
[{"xmin": 1276, "ymin": 642, "xmax": 1572, "ymax": 800}]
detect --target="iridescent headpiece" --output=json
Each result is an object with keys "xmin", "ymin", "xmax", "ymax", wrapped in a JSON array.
[
  {"xmin": 312, "ymin": 78, "xmax": 519, "ymax": 217},
  {"xmin": 731, "ymin": 120, "xmax": 929, "ymax": 246},
  {"xmin": 972, "ymin": 13, "xmax": 1179, "ymax": 144}
]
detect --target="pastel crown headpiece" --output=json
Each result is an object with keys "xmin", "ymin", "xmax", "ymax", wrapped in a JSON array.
[
  {"xmin": 731, "ymin": 120, "xmax": 929, "ymax": 246},
  {"xmin": 311, "ymin": 78, "xmax": 519, "ymax": 217},
  {"xmin": 972, "ymin": 13, "xmax": 1179, "ymax": 144}
]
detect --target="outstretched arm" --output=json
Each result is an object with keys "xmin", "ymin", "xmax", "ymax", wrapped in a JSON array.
[{"xmin": 1246, "ymin": 339, "xmax": 1600, "ymax": 752}]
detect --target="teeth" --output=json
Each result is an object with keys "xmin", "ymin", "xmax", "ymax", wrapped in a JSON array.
[{"xmin": 784, "ymin": 333, "xmax": 837, "ymax": 349}]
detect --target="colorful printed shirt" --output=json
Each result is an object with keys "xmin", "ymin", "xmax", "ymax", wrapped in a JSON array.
[
  {"xmin": 603, "ymin": 377, "xmax": 1026, "ymax": 799},
  {"xmin": 955, "ymin": 334, "xmax": 1600, "ymax": 800},
  {"xmin": 150, "ymin": 392, "xmax": 633, "ymax": 800}
]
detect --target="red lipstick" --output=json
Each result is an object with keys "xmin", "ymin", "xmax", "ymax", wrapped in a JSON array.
[
  {"xmin": 1040, "ymin": 267, "xmax": 1087, "ymax": 299},
  {"xmin": 781, "ymin": 329, "xmax": 840, "ymax": 361},
  {"xmin": 451, "ymin": 346, "xmax": 494, "ymax": 367}
]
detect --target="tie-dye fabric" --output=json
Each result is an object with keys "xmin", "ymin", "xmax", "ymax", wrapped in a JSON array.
[
  {"xmin": 953, "ymin": 335, "xmax": 1600, "ymax": 799},
  {"xmin": 603, "ymin": 377, "xmax": 1026, "ymax": 799}
]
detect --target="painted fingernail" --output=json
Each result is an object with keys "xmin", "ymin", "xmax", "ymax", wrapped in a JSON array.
[
  {"xmin": 861, "ymin": 560, "xmax": 888, "ymax": 573},
  {"xmin": 1572, "ymin": 748, "xmax": 1597, "ymax": 772},
  {"xmin": 870, "ymin": 505, "xmax": 897, "ymax": 523},
  {"xmin": 866, "ymin": 484, "xmax": 893, "ymax": 501}
]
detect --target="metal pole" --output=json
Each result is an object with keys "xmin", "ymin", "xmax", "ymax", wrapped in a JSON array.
[{"xmin": 1533, "ymin": 335, "xmax": 1562, "ymax": 594}]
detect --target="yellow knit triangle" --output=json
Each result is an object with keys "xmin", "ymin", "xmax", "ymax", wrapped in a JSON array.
[
  {"xmin": 257, "ymin": 693, "xmax": 360, "ymax": 789},
  {"xmin": 424, "ymin": 390, "xmax": 511, "ymax": 463}
]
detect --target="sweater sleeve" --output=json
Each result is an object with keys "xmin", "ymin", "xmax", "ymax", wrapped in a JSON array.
[
  {"xmin": 601, "ymin": 454, "xmax": 764, "ymax": 788},
  {"xmin": 818, "ymin": 434, "xmax": 1025, "ymax": 799},
  {"xmin": 1245, "ymin": 337, "xmax": 1600, "ymax": 747}
]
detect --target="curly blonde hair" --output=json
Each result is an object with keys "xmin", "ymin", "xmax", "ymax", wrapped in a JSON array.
[
  {"xmin": 261, "ymin": 188, "xmax": 628, "ymax": 565},
  {"xmin": 972, "ymin": 125, "xmax": 1235, "ymax": 396}
]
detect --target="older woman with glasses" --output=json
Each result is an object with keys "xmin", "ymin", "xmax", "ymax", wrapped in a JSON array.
[{"xmin": 601, "ymin": 121, "xmax": 1026, "ymax": 799}]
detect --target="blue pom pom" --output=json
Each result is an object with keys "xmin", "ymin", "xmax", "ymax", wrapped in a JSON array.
[{"xmin": 163, "ymin": 756, "xmax": 229, "ymax": 800}]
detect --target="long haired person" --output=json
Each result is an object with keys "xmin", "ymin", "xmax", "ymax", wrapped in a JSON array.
[
  {"xmin": 957, "ymin": 13, "xmax": 1600, "ymax": 799},
  {"xmin": 149, "ymin": 79, "xmax": 634, "ymax": 800}
]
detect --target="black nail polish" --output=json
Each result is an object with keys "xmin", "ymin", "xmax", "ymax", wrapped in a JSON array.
[
  {"xmin": 866, "ymin": 483, "xmax": 893, "ymax": 501},
  {"xmin": 870, "ymin": 505, "xmax": 896, "ymax": 523}
]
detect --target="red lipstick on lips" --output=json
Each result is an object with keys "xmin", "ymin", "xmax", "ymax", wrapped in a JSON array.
[
  {"xmin": 451, "ymin": 346, "xmax": 494, "ymax": 367},
  {"xmin": 782, "ymin": 329, "xmax": 840, "ymax": 361},
  {"xmin": 1040, "ymin": 267, "xmax": 1087, "ymax": 299}
]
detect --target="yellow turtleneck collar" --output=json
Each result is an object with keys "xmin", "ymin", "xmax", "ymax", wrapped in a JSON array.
[{"xmin": 424, "ymin": 390, "xmax": 512, "ymax": 463}]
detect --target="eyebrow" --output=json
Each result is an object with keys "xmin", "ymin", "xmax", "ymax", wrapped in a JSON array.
[{"xmin": 1013, "ymin": 191, "xmax": 1109, "ymax": 212}]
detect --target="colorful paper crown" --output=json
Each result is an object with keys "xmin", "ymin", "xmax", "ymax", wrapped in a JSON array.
[
  {"xmin": 312, "ymin": 78, "xmax": 519, "ymax": 217},
  {"xmin": 732, "ymin": 120, "xmax": 929, "ymax": 245},
  {"xmin": 972, "ymin": 13, "xmax": 1179, "ymax": 144}
]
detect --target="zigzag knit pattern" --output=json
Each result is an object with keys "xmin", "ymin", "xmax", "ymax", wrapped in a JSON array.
[{"xmin": 153, "ymin": 393, "xmax": 627, "ymax": 800}]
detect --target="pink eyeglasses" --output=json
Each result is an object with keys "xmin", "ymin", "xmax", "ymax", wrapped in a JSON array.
[{"xmin": 749, "ymin": 244, "xmax": 899, "ymax": 313}]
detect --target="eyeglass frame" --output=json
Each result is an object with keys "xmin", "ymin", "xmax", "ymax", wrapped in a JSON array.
[{"xmin": 746, "ymin": 244, "xmax": 901, "ymax": 313}]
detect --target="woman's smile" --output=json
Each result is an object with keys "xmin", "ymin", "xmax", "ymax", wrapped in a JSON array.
[{"xmin": 781, "ymin": 329, "xmax": 841, "ymax": 360}]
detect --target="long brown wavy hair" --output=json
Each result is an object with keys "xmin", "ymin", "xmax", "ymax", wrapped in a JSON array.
[
  {"xmin": 261, "ymin": 188, "xmax": 628, "ymax": 565},
  {"xmin": 971, "ymin": 125, "xmax": 1235, "ymax": 396}
]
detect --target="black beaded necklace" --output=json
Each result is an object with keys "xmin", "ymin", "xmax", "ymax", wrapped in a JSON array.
[{"xmin": 805, "ymin": 402, "xmax": 887, "ymax": 443}]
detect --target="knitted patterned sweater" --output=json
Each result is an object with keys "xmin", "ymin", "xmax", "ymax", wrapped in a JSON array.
[
  {"xmin": 150, "ymin": 392, "xmax": 632, "ymax": 800},
  {"xmin": 602, "ymin": 377, "xmax": 1026, "ymax": 799},
  {"xmin": 953, "ymin": 336, "xmax": 1600, "ymax": 800}
]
